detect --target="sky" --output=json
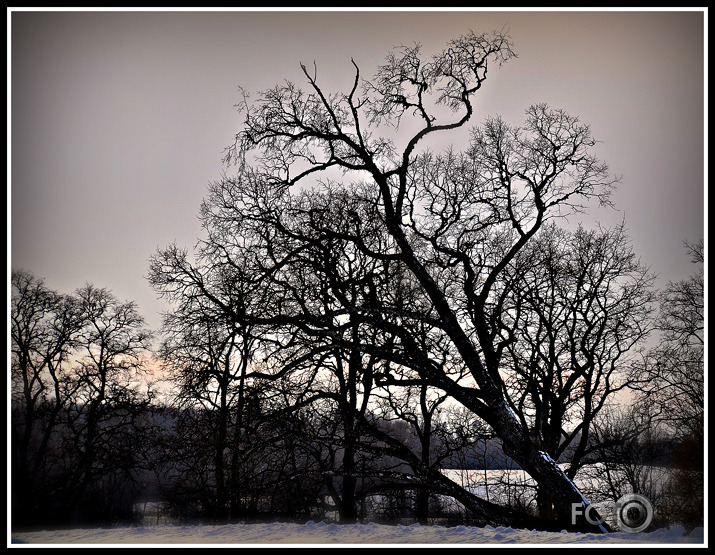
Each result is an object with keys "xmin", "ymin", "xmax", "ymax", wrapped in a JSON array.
[{"xmin": 9, "ymin": 8, "xmax": 706, "ymax": 334}]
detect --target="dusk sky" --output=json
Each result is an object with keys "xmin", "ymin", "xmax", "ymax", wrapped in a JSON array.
[{"xmin": 10, "ymin": 9, "xmax": 706, "ymax": 334}]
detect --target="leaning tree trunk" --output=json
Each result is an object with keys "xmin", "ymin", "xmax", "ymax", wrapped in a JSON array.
[
  {"xmin": 488, "ymin": 399, "xmax": 610, "ymax": 532},
  {"xmin": 389, "ymin": 224, "xmax": 611, "ymax": 533}
]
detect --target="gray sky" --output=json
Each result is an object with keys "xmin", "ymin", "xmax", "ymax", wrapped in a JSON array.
[{"xmin": 10, "ymin": 9, "xmax": 706, "ymax": 333}]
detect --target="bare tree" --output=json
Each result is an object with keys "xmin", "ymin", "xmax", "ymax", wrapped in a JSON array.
[
  {"xmin": 11, "ymin": 273, "xmax": 155, "ymax": 526},
  {"xmin": 209, "ymin": 31, "xmax": 619, "ymax": 531},
  {"xmin": 63, "ymin": 284, "xmax": 154, "ymax": 519},
  {"xmin": 632, "ymin": 239, "xmax": 704, "ymax": 531},
  {"xmin": 149, "ymin": 242, "xmax": 279, "ymax": 521},
  {"xmin": 492, "ymin": 223, "xmax": 655, "ymax": 517},
  {"xmin": 11, "ymin": 271, "xmax": 84, "ymax": 525},
  {"xmin": 635, "ymin": 239, "xmax": 704, "ymax": 432}
]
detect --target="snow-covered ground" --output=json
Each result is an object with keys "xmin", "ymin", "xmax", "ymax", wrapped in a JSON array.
[{"xmin": 10, "ymin": 521, "xmax": 705, "ymax": 546}]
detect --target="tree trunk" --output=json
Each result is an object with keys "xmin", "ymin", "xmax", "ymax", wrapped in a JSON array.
[
  {"xmin": 340, "ymin": 446, "xmax": 358, "ymax": 523},
  {"xmin": 416, "ymin": 384, "xmax": 432, "ymax": 525},
  {"xmin": 492, "ymin": 401, "xmax": 609, "ymax": 532},
  {"xmin": 214, "ymin": 374, "xmax": 229, "ymax": 521}
]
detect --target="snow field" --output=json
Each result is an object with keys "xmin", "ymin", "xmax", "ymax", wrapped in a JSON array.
[{"xmin": 10, "ymin": 521, "xmax": 705, "ymax": 546}]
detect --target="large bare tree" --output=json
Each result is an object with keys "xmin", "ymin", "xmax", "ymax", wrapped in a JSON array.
[
  {"xmin": 222, "ymin": 31, "xmax": 620, "ymax": 531},
  {"xmin": 151, "ymin": 31, "xmax": 628, "ymax": 531}
]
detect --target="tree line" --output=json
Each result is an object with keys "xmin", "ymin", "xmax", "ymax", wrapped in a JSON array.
[{"xmin": 11, "ymin": 31, "xmax": 704, "ymax": 533}]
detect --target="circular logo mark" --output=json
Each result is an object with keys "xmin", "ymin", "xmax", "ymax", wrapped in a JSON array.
[{"xmin": 615, "ymin": 493, "xmax": 653, "ymax": 533}]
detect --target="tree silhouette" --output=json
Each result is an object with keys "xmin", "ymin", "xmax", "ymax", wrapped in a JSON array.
[{"xmin": 153, "ymin": 31, "xmax": 623, "ymax": 531}]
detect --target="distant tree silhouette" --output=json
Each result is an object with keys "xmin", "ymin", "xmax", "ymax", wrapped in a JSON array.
[
  {"xmin": 11, "ymin": 272, "xmax": 154, "ymax": 527},
  {"xmin": 635, "ymin": 239, "xmax": 704, "ymax": 433},
  {"xmin": 634, "ymin": 239, "xmax": 704, "ymax": 530},
  {"xmin": 11, "ymin": 271, "xmax": 83, "ymax": 526}
]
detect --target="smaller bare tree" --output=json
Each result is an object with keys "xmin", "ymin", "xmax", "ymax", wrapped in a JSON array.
[
  {"xmin": 633, "ymin": 239, "xmax": 704, "ymax": 531},
  {"xmin": 11, "ymin": 272, "xmax": 154, "ymax": 526}
]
